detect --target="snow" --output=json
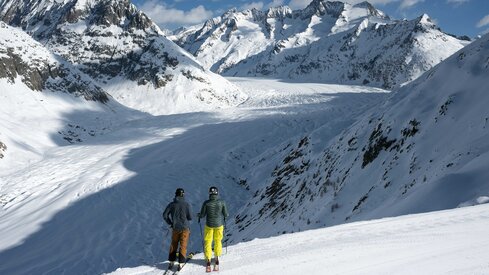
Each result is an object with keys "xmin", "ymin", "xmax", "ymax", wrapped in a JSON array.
[
  {"xmin": 2, "ymin": 72, "xmax": 488, "ymax": 274},
  {"xmin": 108, "ymin": 203, "xmax": 489, "ymax": 275},
  {"xmin": 0, "ymin": 77, "xmax": 388, "ymax": 274},
  {"xmin": 173, "ymin": 2, "xmax": 465, "ymax": 89}
]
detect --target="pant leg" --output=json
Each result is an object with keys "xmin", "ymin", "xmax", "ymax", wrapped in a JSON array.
[
  {"xmin": 168, "ymin": 230, "xmax": 180, "ymax": 262},
  {"xmin": 178, "ymin": 229, "xmax": 190, "ymax": 263},
  {"xmin": 203, "ymin": 225, "xmax": 214, "ymax": 261},
  {"xmin": 213, "ymin": 226, "xmax": 224, "ymax": 257}
]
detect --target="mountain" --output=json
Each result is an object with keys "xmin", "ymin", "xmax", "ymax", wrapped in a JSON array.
[
  {"xmin": 0, "ymin": 0, "xmax": 247, "ymax": 115},
  {"xmin": 0, "ymin": 22, "xmax": 148, "ymax": 170},
  {"xmin": 172, "ymin": 1, "xmax": 467, "ymax": 89},
  {"xmin": 229, "ymin": 32, "xmax": 489, "ymax": 241},
  {"xmin": 0, "ymin": 22, "xmax": 109, "ymax": 103}
]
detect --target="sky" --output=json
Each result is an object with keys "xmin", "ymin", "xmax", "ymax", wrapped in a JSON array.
[{"xmin": 132, "ymin": 0, "xmax": 489, "ymax": 38}]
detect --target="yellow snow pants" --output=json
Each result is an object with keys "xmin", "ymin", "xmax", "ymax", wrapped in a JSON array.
[{"xmin": 203, "ymin": 225, "xmax": 224, "ymax": 261}]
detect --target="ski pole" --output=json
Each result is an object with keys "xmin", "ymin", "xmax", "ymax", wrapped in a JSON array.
[
  {"xmin": 222, "ymin": 218, "xmax": 228, "ymax": 254},
  {"xmin": 198, "ymin": 218, "xmax": 205, "ymax": 253},
  {"xmin": 224, "ymin": 221, "xmax": 229, "ymax": 254}
]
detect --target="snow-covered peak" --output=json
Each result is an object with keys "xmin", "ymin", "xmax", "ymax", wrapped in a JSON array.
[
  {"xmin": 266, "ymin": 5, "xmax": 293, "ymax": 18},
  {"xmin": 353, "ymin": 1, "xmax": 388, "ymax": 18},
  {"xmin": 302, "ymin": 0, "xmax": 345, "ymax": 18},
  {"xmin": 174, "ymin": 1, "xmax": 465, "ymax": 89},
  {"xmin": 301, "ymin": 0, "xmax": 386, "ymax": 21}
]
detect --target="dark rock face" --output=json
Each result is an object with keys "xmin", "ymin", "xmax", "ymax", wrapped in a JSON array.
[
  {"xmin": 1, "ymin": 0, "xmax": 246, "ymax": 115},
  {"xmin": 0, "ymin": 141, "xmax": 6, "ymax": 159},
  {"xmin": 0, "ymin": 0, "xmax": 183, "ymax": 89},
  {"xmin": 0, "ymin": 22, "xmax": 109, "ymax": 103}
]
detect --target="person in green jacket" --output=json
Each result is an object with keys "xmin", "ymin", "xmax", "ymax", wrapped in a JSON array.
[{"xmin": 198, "ymin": 186, "xmax": 229, "ymax": 272}]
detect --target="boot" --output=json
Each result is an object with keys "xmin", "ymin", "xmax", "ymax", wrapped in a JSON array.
[
  {"xmin": 214, "ymin": 257, "xmax": 219, "ymax": 271},
  {"xmin": 206, "ymin": 259, "xmax": 212, "ymax": 273}
]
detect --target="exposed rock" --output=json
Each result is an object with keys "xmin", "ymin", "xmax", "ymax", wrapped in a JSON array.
[
  {"xmin": 0, "ymin": 22, "xmax": 109, "ymax": 103},
  {"xmin": 0, "ymin": 140, "xmax": 6, "ymax": 159}
]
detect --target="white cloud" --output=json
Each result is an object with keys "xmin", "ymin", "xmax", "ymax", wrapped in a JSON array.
[
  {"xmin": 267, "ymin": 0, "xmax": 286, "ymax": 8},
  {"xmin": 477, "ymin": 14, "xmax": 489, "ymax": 28},
  {"xmin": 139, "ymin": 0, "xmax": 213, "ymax": 29},
  {"xmin": 240, "ymin": 1, "xmax": 265, "ymax": 11},
  {"xmin": 400, "ymin": 0, "xmax": 424, "ymax": 9},
  {"xmin": 287, "ymin": 0, "xmax": 310, "ymax": 10}
]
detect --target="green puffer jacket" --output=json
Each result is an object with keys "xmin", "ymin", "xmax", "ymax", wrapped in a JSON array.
[{"xmin": 199, "ymin": 194, "xmax": 229, "ymax": 227}]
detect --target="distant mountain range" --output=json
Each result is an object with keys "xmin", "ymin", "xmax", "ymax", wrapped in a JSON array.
[{"xmin": 172, "ymin": 0, "xmax": 468, "ymax": 89}]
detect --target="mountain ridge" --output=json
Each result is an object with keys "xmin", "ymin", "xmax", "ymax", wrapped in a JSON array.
[
  {"xmin": 0, "ymin": 0, "xmax": 247, "ymax": 115},
  {"xmin": 172, "ymin": 0, "xmax": 466, "ymax": 89}
]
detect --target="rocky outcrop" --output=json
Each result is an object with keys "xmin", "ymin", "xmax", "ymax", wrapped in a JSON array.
[
  {"xmin": 0, "ymin": 0, "xmax": 246, "ymax": 114},
  {"xmin": 0, "ymin": 22, "xmax": 109, "ymax": 102},
  {"xmin": 0, "ymin": 140, "xmax": 6, "ymax": 159}
]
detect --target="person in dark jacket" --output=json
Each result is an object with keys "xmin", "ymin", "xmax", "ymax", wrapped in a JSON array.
[
  {"xmin": 163, "ymin": 188, "xmax": 192, "ymax": 270},
  {"xmin": 198, "ymin": 186, "xmax": 229, "ymax": 272}
]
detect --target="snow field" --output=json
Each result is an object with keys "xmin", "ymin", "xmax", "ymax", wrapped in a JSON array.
[
  {"xmin": 0, "ymin": 78, "xmax": 388, "ymax": 274},
  {"xmin": 109, "ymin": 203, "xmax": 489, "ymax": 275}
]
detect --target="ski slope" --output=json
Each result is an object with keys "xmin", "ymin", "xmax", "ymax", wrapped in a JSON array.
[
  {"xmin": 0, "ymin": 78, "xmax": 387, "ymax": 274},
  {"xmin": 109, "ymin": 203, "xmax": 489, "ymax": 275},
  {"xmin": 2, "ymin": 76, "xmax": 488, "ymax": 275}
]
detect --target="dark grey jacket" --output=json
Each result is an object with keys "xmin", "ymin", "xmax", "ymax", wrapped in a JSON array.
[
  {"xmin": 199, "ymin": 194, "xmax": 229, "ymax": 227},
  {"xmin": 163, "ymin": 197, "xmax": 192, "ymax": 231}
]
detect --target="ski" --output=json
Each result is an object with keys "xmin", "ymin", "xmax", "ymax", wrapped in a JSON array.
[
  {"xmin": 172, "ymin": 252, "xmax": 194, "ymax": 275},
  {"xmin": 162, "ymin": 261, "xmax": 174, "ymax": 275}
]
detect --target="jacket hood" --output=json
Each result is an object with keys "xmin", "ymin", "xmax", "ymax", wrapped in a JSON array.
[{"xmin": 174, "ymin": 196, "xmax": 185, "ymax": 202}]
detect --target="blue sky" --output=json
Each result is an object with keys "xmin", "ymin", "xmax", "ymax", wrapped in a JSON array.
[{"xmin": 133, "ymin": 0, "xmax": 489, "ymax": 38}]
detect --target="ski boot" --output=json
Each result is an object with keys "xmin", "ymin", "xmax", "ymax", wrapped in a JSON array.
[
  {"xmin": 206, "ymin": 259, "xmax": 212, "ymax": 273},
  {"xmin": 214, "ymin": 257, "xmax": 219, "ymax": 271}
]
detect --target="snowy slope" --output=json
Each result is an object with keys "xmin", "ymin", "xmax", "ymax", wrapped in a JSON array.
[
  {"xmin": 0, "ymin": 22, "xmax": 146, "ymax": 173},
  {"xmin": 0, "ymin": 78, "xmax": 387, "ymax": 274},
  {"xmin": 0, "ymin": 22, "xmax": 108, "ymax": 102},
  {"xmin": 173, "ymin": 1, "xmax": 467, "ymax": 89},
  {"xmin": 0, "ymin": 0, "xmax": 246, "ymax": 115},
  {"xmin": 230, "ymin": 32, "xmax": 489, "ymax": 242},
  {"xmin": 109, "ymin": 203, "xmax": 489, "ymax": 275}
]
